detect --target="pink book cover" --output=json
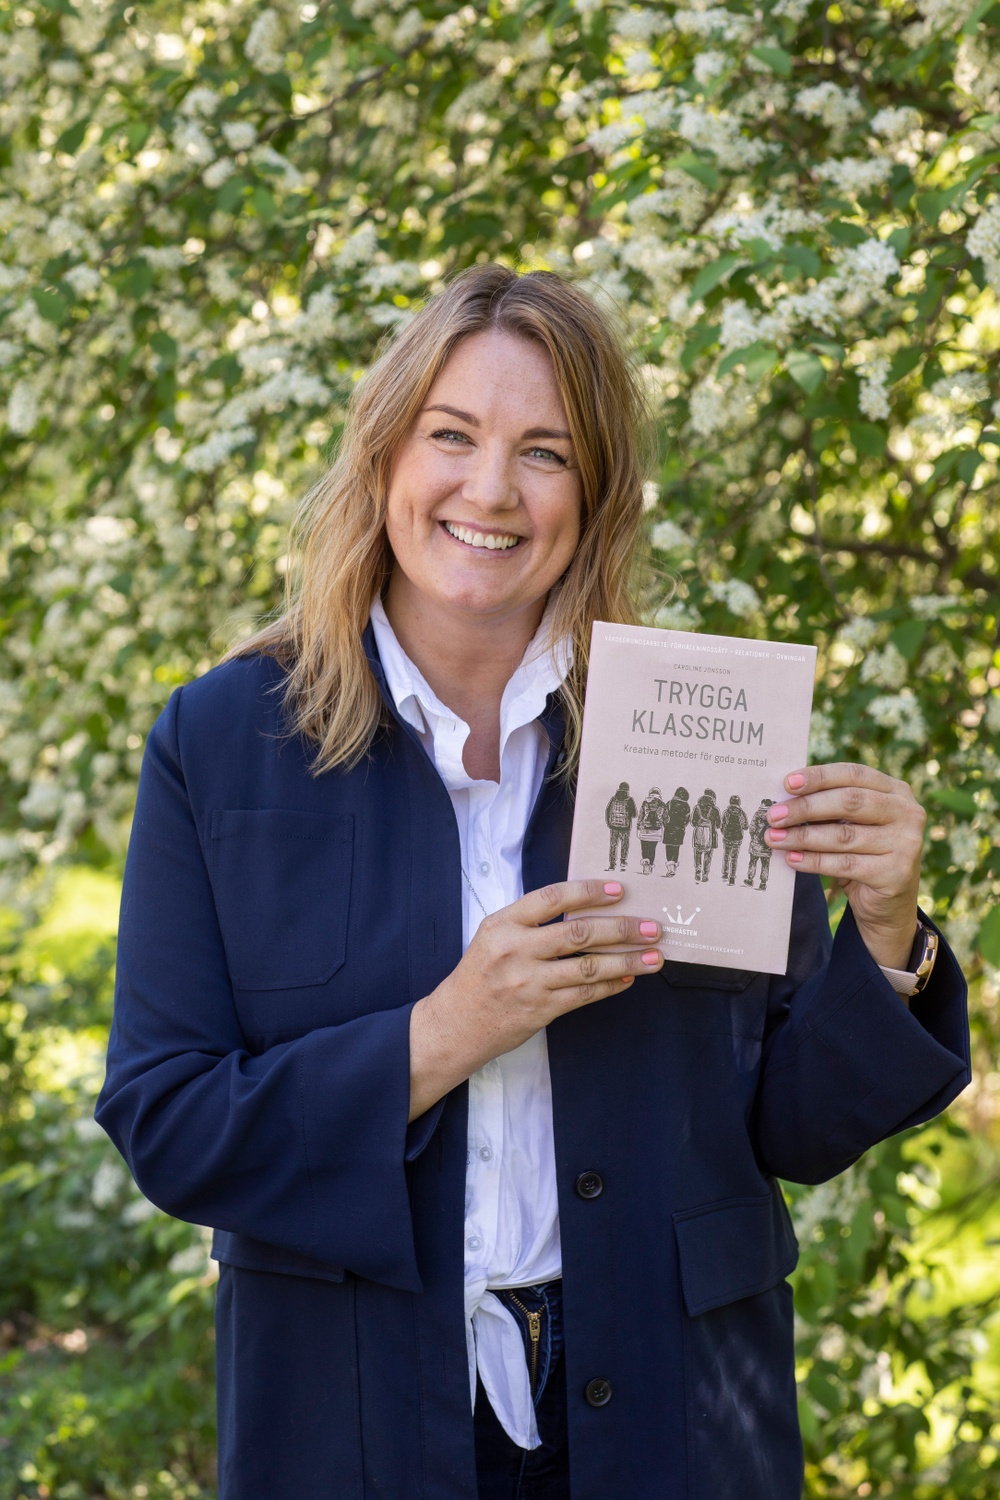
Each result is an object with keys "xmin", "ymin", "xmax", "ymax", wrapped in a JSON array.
[{"xmin": 567, "ymin": 621, "xmax": 818, "ymax": 976}]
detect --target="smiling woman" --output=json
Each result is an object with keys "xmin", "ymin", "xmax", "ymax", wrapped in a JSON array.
[{"xmin": 95, "ymin": 266, "xmax": 970, "ymax": 1500}]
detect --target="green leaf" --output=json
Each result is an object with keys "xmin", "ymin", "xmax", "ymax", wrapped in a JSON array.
[
  {"xmin": 217, "ymin": 174, "xmax": 248, "ymax": 213},
  {"xmin": 149, "ymin": 331, "xmax": 178, "ymax": 364},
  {"xmin": 977, "ymin": 905, "xmax": 1000, "ymax": 968},
  {"xmin": 119, "ymin": 260, "xmax": 154, "ymax": 298},
  {"xmin": 250, "ymin": 185, "xmax": 277, "ymax": 221},
  {"xmin": 827, "ymin": 220, "xmax": 868, "ymax": 246},
  {"xmin": 37, "ymin": 0, "xmax": 79, "ymax": 13},
  {"xmin": 782, "ymin": 244, "xmax": 822, "ymax": 278},
  {"xmin": 750, "ymin": 44, "xmax": 792, "ymax": 77},
  {"xmin": 55, "ymin": 119, "xmax": 89, "ymax": 155},
  {"xmin": 926, "ymin": 786, "xmax": 977, "ymax": 816},
  {"xmin": 848, "ymin": 421, "xmax": 887, "ymax": 457},
  {"xmin": 889, "ymin": 347, "xmax": 923, "ymax": 383},
  {"xmin": 127, "ymin": 120, "xmax": 151, "ymax": 154},
  {"xmin": 742, "ymin": 344, "xmax": 780, "ymax": 382},
  {"xmin": 957, "ymin": 450, "xmax": 982, "ymax": 485},
  {"xmin": 808, "ymin": 340, "xmax": 845, "ymax": 363},
  {"xmin": 32, "ymin": 287, "xmax": 69, "ymax": 324},
  {"xmin": 690, "ymin": 253, "xmax": 744, "ymax": 301},
  {"xmin": 666, "ymin": 152, "xmax": 719, "ymax": 190},
  {"xmin": 786, "ymin": 350, "xmax": 825, "ymax": 394},
  {"xmin": 890, "ymin": 620, "xmax": 927, "ymax": 660},
  {"xmin": 961, "ymin": 0, "xmax": 997, "ymax": 33},
  {"xmin": 680, "ymin": 322, "xmax": 720, "ymax": 372}
]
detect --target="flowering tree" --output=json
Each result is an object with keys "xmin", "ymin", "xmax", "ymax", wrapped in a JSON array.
[{"xmin": 1, "ymin": 0, "xmax": 998, "ymax": 1494}]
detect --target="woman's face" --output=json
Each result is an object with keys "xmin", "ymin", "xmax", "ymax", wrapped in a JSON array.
[{"xmin": 384, "ymin": 329, "xmax": 583, "ymax": 635}]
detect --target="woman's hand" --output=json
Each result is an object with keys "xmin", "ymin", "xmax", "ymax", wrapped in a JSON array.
[
  {"xmin": 408, "ymin": 880, "xmax": 664, "ymax": 1121},
  {"xmin": 765, "ymin": 762, "xmax": 925, "ymax": 970}
]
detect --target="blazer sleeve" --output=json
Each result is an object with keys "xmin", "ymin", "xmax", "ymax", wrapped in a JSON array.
[
  {"xmin": 95, "ymin": 687, "xmax": 425, "ymax": 1294},
  {"xmin": 751, "ymin": 874, "xmax": 971, "ymax": 1185}
]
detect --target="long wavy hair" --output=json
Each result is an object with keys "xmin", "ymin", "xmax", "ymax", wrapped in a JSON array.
[{"xmin": 229, "ymin": 264, "xmax": 649, "ymax": 775}]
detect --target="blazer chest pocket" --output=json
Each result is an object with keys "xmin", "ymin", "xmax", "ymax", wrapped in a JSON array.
[{"xmin": 209, "ymin": 809, "xmax": 353, "ymax": 991}]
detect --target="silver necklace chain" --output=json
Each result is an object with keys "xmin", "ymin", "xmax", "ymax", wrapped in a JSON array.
[{"xmin": 461, "ymin": 865, "xmax": 491, "ymax": 920}]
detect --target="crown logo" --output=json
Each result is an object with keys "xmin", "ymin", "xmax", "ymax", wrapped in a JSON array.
[{"xmin": 662, "ymin": 904, "xmax": 701, "ymax": 927}]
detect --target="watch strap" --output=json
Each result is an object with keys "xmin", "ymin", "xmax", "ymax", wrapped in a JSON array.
[{"xmin": 878, "ymin": 922, "xmax": 939, "ymax": 997}]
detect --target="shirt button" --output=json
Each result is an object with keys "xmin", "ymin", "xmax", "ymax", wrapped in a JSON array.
[
  {"xmin": 478, "ymin": 1146, "xmax": 493, "ymax": 1161},
  {"xmin": 479, "ymin": 860, "xmax": 490, "ymax": 876},
  {"xmin": 466, "ymin": 1235, "xmax": 483, "ymax": 1252},
  {"xmin": 585, "ymin": 1377, "xmax": 613, "ymax": 1408},
  {"xmin": 575, "ymin": 1171, "xmax": 604, "ymax": 1200}
]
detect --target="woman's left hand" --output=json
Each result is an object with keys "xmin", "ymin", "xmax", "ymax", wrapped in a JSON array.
[{"xmin": 765, "ymin": 762, "xmax": 925, "ymax": 970}]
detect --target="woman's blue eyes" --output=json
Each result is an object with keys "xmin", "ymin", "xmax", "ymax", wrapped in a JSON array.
[{"xmin": 429, "ymin": 429, "xmax": 568, "ymax": 466}]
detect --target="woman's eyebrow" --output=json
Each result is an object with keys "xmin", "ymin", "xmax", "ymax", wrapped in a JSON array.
[{"xmin": 422, "ymin": 404, "xmax": 572, "ymax": 441}]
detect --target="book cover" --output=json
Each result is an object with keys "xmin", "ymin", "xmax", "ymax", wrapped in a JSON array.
[{"xmin": 568, "ymin": 621, "xmax": 818, "ymax": 976}]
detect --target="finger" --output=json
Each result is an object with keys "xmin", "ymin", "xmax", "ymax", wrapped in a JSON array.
[
  {"xmin": 768, "ymin": 785, "xmax": 904, "ymax": 828},
  {"xmin": 781, "ymin": 849, "xmax": 895, "ymax": 883},
  {"xmin": 540, "ymin": 912, "xmax": 662, "ymax": 956},
  {"xmin": 551, "ymin": 947, "xmax": 664, "ymax": 996},
  {"xmin": 766, "ymin": 820, "xmax": 902, "ymax": 854},
  {"xmin": 514, "ymin": 878, "xmax": 629, "ymax": 928},
  {"xmin": 783, "ymin": 762, "xmax": 900, "ymax": 798}
]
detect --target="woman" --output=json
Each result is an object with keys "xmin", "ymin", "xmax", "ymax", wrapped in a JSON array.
[{"xmin": 97, "ymin": 266, "xmax": 969, "ymax": 1500}]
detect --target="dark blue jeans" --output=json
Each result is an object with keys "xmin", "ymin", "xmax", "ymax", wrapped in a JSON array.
[{"xmin": 474, "ymin": 1281, "xmax": 570, "ymax": 1499}]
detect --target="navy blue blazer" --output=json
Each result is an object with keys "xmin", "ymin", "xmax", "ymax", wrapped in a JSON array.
[{"xmin": 97, "ymin": 637, "xmax": 970, "ymax": 1500}]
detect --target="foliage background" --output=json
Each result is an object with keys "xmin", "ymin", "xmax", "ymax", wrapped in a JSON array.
[{"xmin": 1, "ymin": 0, "xmax": 999, "ymax": 1494}]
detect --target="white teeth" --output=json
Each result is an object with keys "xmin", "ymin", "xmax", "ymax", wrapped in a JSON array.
[{"xmin": 444, "ymin": 521, "xmax": 520, "ymax": 551}]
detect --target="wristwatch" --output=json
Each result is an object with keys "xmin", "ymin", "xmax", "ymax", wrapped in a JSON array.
[{"xmin": 877, "ymin": 920, "xmax": 939, "ymax": 997}]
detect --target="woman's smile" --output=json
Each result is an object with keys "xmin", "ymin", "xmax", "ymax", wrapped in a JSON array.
[{"xmin": 441, "ymin": 520, "xmax": 523, "ymax": 552}]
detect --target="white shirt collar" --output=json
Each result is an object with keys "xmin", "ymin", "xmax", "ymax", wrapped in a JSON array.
[{"xmin": 369, "ymin": 594, "xmax": 572, "ymax": 779}]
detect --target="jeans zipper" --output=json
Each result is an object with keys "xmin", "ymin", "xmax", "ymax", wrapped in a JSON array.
[{"xmin": 506, "ymin": 1293, "xmax": 543, "ymax": 1396}]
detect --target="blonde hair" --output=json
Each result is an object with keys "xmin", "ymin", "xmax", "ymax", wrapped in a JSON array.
[{"xmin": 230, "ymin": 265, "xmax": 648, "ymax": 775}]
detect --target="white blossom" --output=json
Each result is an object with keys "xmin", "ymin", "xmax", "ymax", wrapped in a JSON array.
[
  {"xmin": 814, "ymin": 156, "xmax": 894, "ymax": 196},
  {"xmin": 587, "ymin": 121, "xmax": 640, "ymax": 154},
  {"xmin": 7, "ymin": 380, "xmax": 40, "ymax": 435},
  {"xmin": 837, "ymin": 616, "xmax": 879, "ymax": 652},
  {"xmin": 673, "ymin": 8, "xmax": 754, "ymax": 41},
  {"xmin": 689, "ymin": 375, "xmax": 754, "ymax": 437},
  {"xmin": 0, "ymin": 339, "xmax": 19, "ymax": 367},
  {"xmin": 614, "ymin": 9, "xmax": 661, "ymax": 41},
  {"xmin": 966, "ymin": 198, "xmax": 1000, "ymax": 291},
  {"xmin": 911, "ymin": 594, "xmax": 960, "ymax": 618},
  {"xmin": 625, "ymin": 49, "xmax": 656, "ymax": 78},
  {"xmin": 870, "ymin": 106, "xmax": 921, "ymax": 140},
  {"xmin": 91, "ymin": 1158, "xmax": 127, "ymax": 1208},
  {"xmin": 651, "ymin": 599, "xmax": 703, "ymax": 629},
  {"xmin": 181, "ymin": 86, "xmax": 220, "ymax": 118},
  {"xmin": 64, "ymin": 264, "xmax": 101, "ymax": 296},
  {"xmin": 794, "ymin": 82, "xmax": 865, "ymax": 131},
  {"xmin": 865, "ymin": 689, "xmax": 927, "ymax": 743},
  {"xmin": 674, "ymin": 102, "xmax": 769, "ymax": 169},
  {"xmin": 245, "ymin": 9, "xmax": 284, "ymax": 73},
  {"xmin": 693, "ymin": 50, "xmax": 728, "ymax": 85},
  {"xmin": 223, "ymin": 120, "xmax": 258, "ymax": 151},
  {"xmin": 948, "ymin": 823, "xmax": 980, "ymax": 869},
  {"xmin": 172, "ymin": 119, "xmax": 215, "ymax": 166},
  {"xmin": 808, "ymin": 709, "xmax": 838, "ymax": 762},
  {"xmin": 169, "ymin": 1243, "xmax": 210, "ymax": 1276},
  {"xmin": 642, "ymin": 481, "xmax": 660, "ymax": 513},
  {"xmin": 182, "ymin": 426, "xmax": 256, "ymax": 472},
  {"xmin": 708, "ymin": 577, "xmax": 761, "ymax": 617},
  {"xmin": 650, "ymin": 519, "xmax": 692, "ymax": 551},
  {"xmin": 859, "ymin": 353, "xmax": 891, "ymax": 420},
  {"xmin": 860, "ymin": 642, "xmax": 908, "ymax": 690},
  {"xmin": 203, "ymin": 157, "xmax": 236, "ymax": 189}
]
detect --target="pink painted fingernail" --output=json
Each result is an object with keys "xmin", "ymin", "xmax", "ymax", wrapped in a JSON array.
[
  {"xmin": 787, "ymin": 851, "xmax": 804, "ymax": 864},
  {"xmin": 786, "ymin": 773, "xmax": 806, "ymax": 789},
  {"xmin": 604, "ymin": 882, "xmax": 623, "ymax": 896},
  {"xmin": 641, "ymin": 950, "xmax": 661, "ymax": 965},
  {"xmin": 769, "ymin": 804, "xmax": 789, "ymax": 823},
  {"xmin": 767, "ymin": 828, "xmax": 787, "ymax": 843},
  {"xmin": 640, "ymin": 921, "xmax": 658, "ymax": 937}
]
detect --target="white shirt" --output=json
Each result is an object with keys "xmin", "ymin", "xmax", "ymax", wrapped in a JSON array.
[{"xmin": 369, "ymin": 595, "xmax": 572, "ymax": 1451}]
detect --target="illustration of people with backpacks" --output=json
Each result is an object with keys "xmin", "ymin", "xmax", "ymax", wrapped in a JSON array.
[
  {"xmin": 661, "ymin": 787, "xmax": 691, "ymax": 877},
  {"xmin": 636, "ymin": 786, "xmax": 667, "ymax": 874},
  {"xmin": 692, "ymin": 789, "xmax": 722, "ymax": 883},
  {"xmin": 720, "ymin": 794, "xmax": 748, "ymax": 885},
  {"xmin": 744, "ymin": 798, "xmax": 775, "ymax": 890},
  {"xmin": 605, "ymin": 781, "xmax": 637, "ymax": 872}
]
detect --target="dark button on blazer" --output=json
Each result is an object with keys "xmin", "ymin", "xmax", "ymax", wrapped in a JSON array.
[{"xmin": 96, "ymin": 636, "xmax": 970, "ymax": 1500}]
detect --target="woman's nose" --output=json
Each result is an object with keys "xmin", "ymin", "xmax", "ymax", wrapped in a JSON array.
[{"xmin": 461, "ymin": 443, "xmax": 518, "ymax": 511}]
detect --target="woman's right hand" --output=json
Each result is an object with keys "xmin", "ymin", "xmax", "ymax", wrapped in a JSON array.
[{"xmin": 408, "ymin": 880, "xmax": 664, "ymax": 1121}]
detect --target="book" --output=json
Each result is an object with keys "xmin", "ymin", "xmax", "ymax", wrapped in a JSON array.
[{"xmin": 567, "ymin": 621, "xmax": 818, "ymax": 976}]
